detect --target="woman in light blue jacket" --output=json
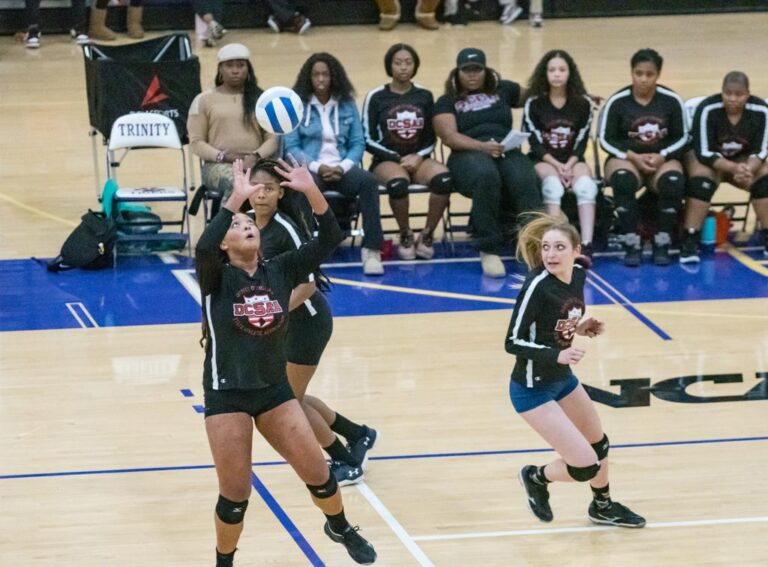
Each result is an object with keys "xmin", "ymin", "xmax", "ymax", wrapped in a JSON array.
[{"xmin": 285, "ymin": 53, "xmax": 385, "ymax": 275}]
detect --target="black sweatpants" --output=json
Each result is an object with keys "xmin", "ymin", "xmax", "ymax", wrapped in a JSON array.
[{"xmin": 448, "ymin": 150, "xmax": 541, "ymax": 254}]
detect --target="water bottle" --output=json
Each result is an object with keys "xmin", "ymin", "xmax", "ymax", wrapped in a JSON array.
[{"xmin": 701, "ymin": 213, "xmax": 716, "ymax": 252}]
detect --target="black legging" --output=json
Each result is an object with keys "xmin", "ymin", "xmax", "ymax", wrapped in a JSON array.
[
  {"xmin": 266, "ymin": 0, "xmax": 309, "ymax": 26},
  {"xmin": 26, "ymin": 0, "xmax": 86, "ymax": 29},
  {"xmin": 448, "ymin": 149, "xmax": 542, "ymax": 254}
]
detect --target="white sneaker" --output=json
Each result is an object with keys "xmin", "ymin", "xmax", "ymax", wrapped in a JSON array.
[
  {"xmin": 70, "ymin": 29, "xmax": 89, "ymax": 44},
  {"xmin": 480, "ymin": 252, "xmax": 506, "ymax": 278},
  {"xmin": 397, "ymin": 230, "xmax": 416, "ymax": 260},
  {"xmin": 26, "ymin": 28, "xmax": 41, "ymax": 49},
  {"xmin": 529, "ymin": 12, "xmax": 544, "ymax": 27},
  {"xmin": 415, "ymin": 232, "xmax": 435, "ymax": 260},
  {"xmin": 362, "ymin": 248, "xmax": 384, "ymax": 276},
  {"xmin": 500, "ymin": 5, "xmax": 522, "ymax": 25},
  {"xmin": 267, "ymin": 15, "xmax": 281, "ymax": 33}
]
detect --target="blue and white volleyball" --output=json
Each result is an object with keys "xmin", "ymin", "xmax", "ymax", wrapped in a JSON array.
[{"xmin": 255, "ymin": 87, "xmax": 304, "ymax": 135}]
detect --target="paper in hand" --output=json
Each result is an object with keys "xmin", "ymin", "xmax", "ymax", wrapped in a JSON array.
[{"xmin": 500, "ymin": 130, "xmax": 530, "ymax": 152}]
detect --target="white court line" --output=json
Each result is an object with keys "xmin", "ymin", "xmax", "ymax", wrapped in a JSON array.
[
  {"xmin": 172, "ymin": 269, "xmax": 201, "ymax": 305},
  {"xmin": 412, "ymin": 515, "xmax": 768, "ymax": 541},
  {"xmin": 587, "ymin": 269, "xmax": 635, "ymax": 305},
  {"xmin": 65, "ymin": 302, "xmax": 99, "ymax": 328},
  {"xmin": 156, "ymin": 252, "xmax": 180, "ymax": 264},
  {"xmin": 355, "ymin": 482, "xmax": 435, "ymax": 567}
]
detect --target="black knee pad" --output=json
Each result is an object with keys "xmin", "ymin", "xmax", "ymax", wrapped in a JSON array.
[
  {"xmin": 591, "ymin": 434, "xmax": 610, "ymax": 461},
  {"xmin": 609, "ymin": 170, "xmax": 640, "ymax": 207},
  {"xmin": 750, "ymin": 175, "xmax": 768, "ymax": 200},
  {"xmin": 385, "ymin": 177, "xmax": 410, "ymax": 200},
  {"xmin": 306, "ymin": 471, "xmax": 338, "ymax": 499},
  {"xmin": 566, "ymin": 461, "xmax": 601, "ymax": 482},
  {"xmin": 216, "ymin": 494, "xmax": 249, "ymax": 524},
  {"xmin": 686, "ymin": 176, "xmax": 717, "ymax": 202},
  {"xmin": 429, "ymin": 172, "xmax": 453, "ymax": 195},
  {"xmin": 656, "ymin": 171, "xmax": 685, "ymax": 211}
]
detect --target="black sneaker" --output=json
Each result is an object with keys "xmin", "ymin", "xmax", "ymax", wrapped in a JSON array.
[
  {"xmin": 679, "ymin": 229, "xmax": 700, "ymax": 264},
  {"xmin": 622, "ymin": 233, "xmax": 642, "ymax": 267},
  {"xmin": 652, "ymin": 232, "xmax": 672, "ymax": 266},
  {"xmin": 518, "ymin": 465, "xmax": 553, "ymax": 522},
  {"xmin": 588, "ymin": 500, "xmax": 646, "ymax": 528},
  {"xmin": 26, "ymin": 26, "xmax": 41, "ymax": 49},
  {"xmin": 348, "ymin": 426, "xmax": 378, "ymax": 469},
  {"xmin": 330, "ymin": 460, "xmax": 364, "ymax": 487},
  {"xmin": 324, "ymin": 522, "xmax": 377, "ymax": 565}
]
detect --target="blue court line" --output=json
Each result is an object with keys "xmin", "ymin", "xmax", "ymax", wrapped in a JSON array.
[
  {"xmin": 250, "ymin": 471, "xmax": 325, "ymax": 567},
  {"xmin": 586, "ymin": 271, "xmax": 672, "ymax": 341},
  {"xmin": 1, "ymin": 435, "xmax": 765, "ymax": 480},
  {"xmin": 180, "ymin": 389, "xmax": 194, "ymax": 397}
]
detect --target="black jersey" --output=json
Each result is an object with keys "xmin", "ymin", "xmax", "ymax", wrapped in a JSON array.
[
  {"xmin": 523, "ymin": 94, "xmax": 593, "ymax": 163},
  {"xmin": 505, "ymin": 266, "xmax": 586, "ymax": 387},
  {"xmin": 599, "ymin": 85, "xmax": 688, "ymax": 160},
  {"xmin": 692, "ymin": 94, "xmax": 768, "ymax": 167},
  {"xmin": 258, "ymin": 211, "xmax": 330, "ymax": 321},
  {"xmin": 195, "ymin": 207, "xmax": 342, "ymax": 391},
  {"xmin": 362, "ymin": 83, "xmax": 437, "ymax": 163},
  {"xmin": 434, "ymin": 79, "xmax": 523, "ymax": 142}
]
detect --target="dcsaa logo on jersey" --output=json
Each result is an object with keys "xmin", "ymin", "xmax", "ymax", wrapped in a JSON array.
[
  {"xmin": 555, "ymin": 301, "xmax": 584, "ymax": 345},
  {"xmin": 719, "ymin": 137, "xmax": 747, "ymax": 157},
  {"xmin": 386, "ymin": 106, "xmax": 425, "ymax": 140},
  {"xmin": 543, "ymin": 121, "xmax": 575, "ymax": 150},
  {"xmin": 232, "ymin": 286, "xmax": 284, "ymax": 335},
  {"xmin": 629, "ymin": 117, "xmax": 668, "ymax": 145}
]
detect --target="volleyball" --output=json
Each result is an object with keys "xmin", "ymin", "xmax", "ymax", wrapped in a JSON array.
[{"xmin": 255, "ymin": 87, "xmax": 304, "ymax": 135}]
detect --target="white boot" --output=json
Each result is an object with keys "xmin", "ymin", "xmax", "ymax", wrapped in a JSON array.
[
  {"xmin": 480, "ymin": 252, "xmax": 506, "ymax": 278},
  {"xmin": 362, "ymin": 248, "xmax": 384, "ymax": 275}
]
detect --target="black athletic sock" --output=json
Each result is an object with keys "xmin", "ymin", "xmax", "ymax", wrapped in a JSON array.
[
  {"xmin": 591, "ymin": 483, "xmax": 611, "ymax": 508},
  {"xmin": 216, "ymin": 548, "xmax": 236, "ymax": 567},
  {"xmin": 530, "ymin": 465, "xmax": 550, "ymax": 485},
  {"xmin": 330, "ymin": 413, "xmax": 364, "ymax": 442},
  {"xmin": 325, "ymin": 508, "xmax": 350, "ymax": 534},
  {"xmin": 323, "ymin": 437, "xmax": 357, "ymax": 465}
]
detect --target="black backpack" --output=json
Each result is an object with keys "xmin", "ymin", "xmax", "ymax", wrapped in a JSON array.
[{"xmin": 47, "ymin": 210, "xmax": 118, "ymax": 272}]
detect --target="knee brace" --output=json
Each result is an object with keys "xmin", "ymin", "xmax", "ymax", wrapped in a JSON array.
[
  {"xmin": 591, "ymin": 434, "xmax": 610, "ymax": 461},
  {"xmin": 566, "ymin": 461, "xmax": 601, "ymax": 482},
  {"xmin": 573, "ymin": 176, "xmax": 598, "ymax": 205},
  {"xmin": 541, "ymin": 176, "xmax": 565, "ymax": 205},
  {"xmin": 216, "ymin": 494, "xmax": 249, "ymax": 524},
  {"xmin": 656, "ymin": 171, "xmax": 685, "ymax": 211},
  {"xmin": 306, "ymin": 471, "xmax": 338, "ymax": 499},
  {"xmin": 385, "ymin": 177, "xmax": 410, "ymax": 200},
  {"xmin": 686, "ymin": 176, "xmax": 717, "ymax": 202},
  {"xmin": 610, "ymin": 169, "xmax": 640, "ymax": 232},
  {"xmin": 750, "ymin": 175, "xmax": 768, "ymax": 200},
  {"xmin": 428, "ymin": 172, "xmax": 453, "ymax": 195}
]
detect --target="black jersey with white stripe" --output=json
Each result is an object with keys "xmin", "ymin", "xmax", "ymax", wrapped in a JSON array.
[
  {"xmin": 259, "ymin": 211, "xmax": 328, "ymax": 320},
  {"xmin": 692, "ymin": 94, "xmax": 768, "ymax": 167},
  {"xmin": 523, "ymin": 94, "xmax": 593, "ymax": 163},
  {"xmin": 505, "ymin": 266, "xmax": 586, "ymax": 387},
  {"xmin": 195, "ymin": 207, "xmax": 342, "ymax": 391},
  {"xmin": 362, "ymin": 84, "xmax": 437, "ymax": 163},
  {"xmin": 599, "ymin": 85, "xmax": 688, "ymax": 160}
]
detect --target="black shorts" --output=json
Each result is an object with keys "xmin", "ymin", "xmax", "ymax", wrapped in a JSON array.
[
  {"xmin": 203, "ymin": 381, "xmax": 295, "ymax": 418},
  {"xmin": 286, "ymin": 294, "xmax": 333, "ymax": 366}
]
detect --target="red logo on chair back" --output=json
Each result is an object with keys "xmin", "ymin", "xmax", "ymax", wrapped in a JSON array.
[{"xmin": 141, "ymin": 75, "xmax": 169, "ymax": 108}]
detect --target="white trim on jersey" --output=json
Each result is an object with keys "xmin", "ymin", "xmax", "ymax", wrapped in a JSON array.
[
  {"xmin": 523, "ymin": 96, "xmax": 544, "ymax": 145},
  {"xmin": 413, "ymin": 82, "xmax": 437, "ymax": 157},
  {"xmin": 573, "ymin": 95, "xmax": 594, "ymax": 153},
  {"xmin": 657, "ymin": 86, "xmax": 689, "ymax": 158},
  {"xmin": 698, "ymin": 101, "xmax": 724, "ymax": 162},
  {"xmin": 205, "ymin": 294, "xmax": 220, "ymax": 390},
  {"xmin": 273, "ymin": 212, "xmax": 318, "ymax": 316},
  {"xmin": 598, "ymin": 88, "xmax": 632, "ymax": 160},
  {"xmin": 362, "ymin": 85, "xmax": 401, "ymax": 161},
  {"xmin": 508, "ymin": 270, "xmax": 551, "ymax": 388},
  {"xmin": 746, "ymin": 102, "xmax": 768, "ymax": 160}
]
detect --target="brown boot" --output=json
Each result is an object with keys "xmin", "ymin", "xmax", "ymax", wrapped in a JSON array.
[
  {"xmin": 127, "ymin": 6, "xmax": 144, "ymax": 39},
  {"xmin": 89, "ymin": 7, "xmax": 116, "ymax": 41},
  {"xmin": 375, "ymin": 0, "xmax": 401, "ymax": 30},
  {"xmin": 415, "ymin": 0, "xmax": 440, "ymax": 30}
]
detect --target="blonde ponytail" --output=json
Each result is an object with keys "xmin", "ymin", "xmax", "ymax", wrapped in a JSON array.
[{"xmin": 516, "ymin": 212, "xmax": 581, "ymax": 270}]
